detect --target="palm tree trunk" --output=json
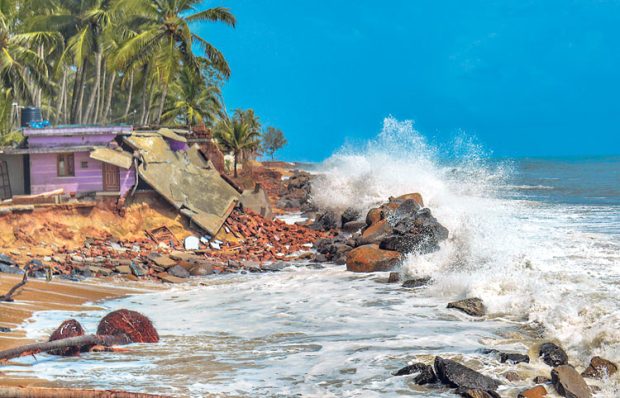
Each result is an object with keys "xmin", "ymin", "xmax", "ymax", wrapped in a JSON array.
[
  {"xmin": 76, "ymin": 63, "xmax": 89, "ymax": 123},
  {"xmin": 94, "ymin": 67, "xmax": 105, "ymax": 123},
  {"xmin": 103, "ymin": 72, "xmax": 116, "ymax": 123},
  {"xmin": 139, "ymin": 64, "xmax": 150, "ymax": 125},
  {"xmin": 84, "ymin": 51, "xmax": 102, "ymax": 123},
  {"xmin": 143, "ymin": 80, "xmax": 155, "ymax": 125},
  {"xmin": 55, "ymin": 70, "xmax": 67, "ymax": 125},
  {"xmin": 155, "ymin": 81, "xmax": 169, "ymax": 126},
  {"xmin": 70, "ymin": 64, "xmax": 84, "ymax": 123},
  {"xmin": 123, "ymin": 69, "xmax": 134, "ymax": 120},
  {"xmin": 233, "ymin": 151, "xmax": 239, "ymax": 177}
]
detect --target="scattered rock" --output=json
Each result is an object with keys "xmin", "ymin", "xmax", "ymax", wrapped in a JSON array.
[
  {"xmin": 156, "ymin": 272, "xmax": 186, "ymax": 284},
  {"xmin": 500, "ymin": 352, "xmax": 530, "ymax": 364},
  {"xmin": 518, "ymin": 385, "xmax": 548, "ymax": 398},
  {"xmin": 342, "ymin": 220, "xmax": 366, "ymax": 233},
  {"xmin": 457, "ymin": 388, "xmax": 501, "ymax": 398},
  {"xmin": 402, "ymin": 277, "xmax": 432, "ymax": 288},
  {"xmin": 366, "ymin": 208, "xmax": 383, "ymax": 226},
  {"xmin": 533, "ymin": 376, "xmax": 551, "ymax": 384},
  {"xmin": 97, "ymin": 309, "xmax": 159, "ymax": 343},
  {"xmin": 167, "ymin": 264, "xmax": 190, "ymax": 278},
  {"xmin": 551, "ymin": 365, "xmax": 592, "ymax": 398},
  {"xmin": 581, "ymin": 356, "xmax": 617, "ymax": 379},
  {"xmin": 48, "ymin": 319, "xmax": 86, "ymax": 356},
  {"xmin": 341, "ymin": 207, "xmax": 361, "ymax": 225},
  {"xmin": 447, "ymin": 298, "xmax": 486, "ymax": 317},
  {"xmin": 360, "ymin": 219, "xmax": 393, "ymax": 245},
  {"xmin": 387, "ymin": 272, "xmax": 400, "ymax": 283},
  {"xmin": 539, "ymin": 342, "xmax": 569, "ymax": 367},
  {"xmin": 345, "ymin": 244, "xmax": 402, "ymax": 273},
  {"xmin": 434, "ymin": 356, "xmax": 500, "ymax": 391},
  {"xmin": 311, "ymin": 210, "xmax": 339, "ymax": 231},
  {"xmin": 502, "ymin": 371, "xmax": 522, "ymax": 381},
  {"xmin": 393, "ymin": 362, "xmax": 437, "ymax": 385},
  {"xmin": 0, "ymin": 263, "xmax": 23, "ymax": 274},
  {"xmin": 0, "ymin": 327, "xmax": 10, "ymax": 333},
  {"xmin": 189, "ymin": 264, "xmax": 213, "ymax": 276},
  {"xmin": 114, "ymin": 265, "xmax": 131, "ymax": 274},
  {"xmin": 393, "ymin": 192, "xmax": 424, "ymax": 207}
]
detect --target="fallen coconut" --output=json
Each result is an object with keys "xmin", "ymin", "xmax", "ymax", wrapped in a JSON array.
[{"xmin": 97, "ymin": 309, "xmax": 159, "ymax": 343}]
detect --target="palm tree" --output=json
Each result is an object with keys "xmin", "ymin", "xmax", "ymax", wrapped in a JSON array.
[
  {"xmin": 213, "ymin": 116, "xmax": 260, "ymax": 177},
  {"xmin": 0, "ymin": 2, "xmax": 60, "ymax": 109},
  {"xmin": 161, "ymin": 64, "xmax": 223, "ymax": 129},
  {"xmin": 115, "ymin": 1, "xmax": 235, "ymax": 125},
  {"xmin": 233, "ymin": 108, "xmax": 261, "ymax": 134}
]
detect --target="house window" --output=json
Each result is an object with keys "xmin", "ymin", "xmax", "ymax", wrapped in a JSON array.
[
  {"xmin": 57, "ymin": 153, "xmax": 75, "ymax": 177},
  {"xmin": 81, "ymin": 161, "xmax": 88, "ymax": 169}
]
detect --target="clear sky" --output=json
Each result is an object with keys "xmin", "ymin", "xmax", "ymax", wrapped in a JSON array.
[{"xmin": 196, "ymin": 0, "xmax": 620, "ymax": 161}]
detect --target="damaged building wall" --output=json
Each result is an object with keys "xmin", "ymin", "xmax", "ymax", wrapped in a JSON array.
[
  {"xmin": 30, "ymin": 152, "xmax": 135, "ymax": 195},
  {"xmin": 0, "ymin": 154, "xmax": 26, "ymax": 196}
]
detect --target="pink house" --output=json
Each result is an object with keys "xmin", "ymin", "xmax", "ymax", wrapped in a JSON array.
[{"xmin": 7, "ymin": 125, "xmax": 136, "ymax": 197}]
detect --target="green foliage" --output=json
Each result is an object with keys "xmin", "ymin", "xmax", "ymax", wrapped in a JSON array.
[
  {"xmin": 262, "ymin": 127, "xmax": 287, "ymax": 160},
  {"xmin": 213, "ymin": 112, "xmax": 261, "ymax": 177},
  {"xmin": 0, "ymin": 0, "xmax": 236, "ymax": 134}
]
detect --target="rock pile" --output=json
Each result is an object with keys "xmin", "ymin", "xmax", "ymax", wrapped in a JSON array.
[
  {"xmin": 277, "ymin": 170, "xmax": 316, "ymax": 212},
  {"xmin": 313, "ymin": 193, "xmax": 449, "ymax": 273}
]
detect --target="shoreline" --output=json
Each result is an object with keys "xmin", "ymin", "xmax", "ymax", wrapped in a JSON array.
[{"xmin": 0, "ymin": 274, "xmax": 158, "ymax": 387}]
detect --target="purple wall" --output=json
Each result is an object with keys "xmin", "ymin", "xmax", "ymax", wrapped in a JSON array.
[
  {"xmin": 28, "ymin": 134, "xmax": 116, "ymax": 148},
  {"xmin": 30, "ymin": 152, "xmax": 135, "ymax": 195},
  {"xmin": 165, "ymin": 138, "xmax": 189, "ymax": 151}
]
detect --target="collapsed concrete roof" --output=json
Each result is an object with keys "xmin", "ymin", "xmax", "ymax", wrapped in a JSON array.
[
  {"xmin": 124, "ymin": 131, "xmax": 241, "ymax": 236},
  {"xmin": 90, "ymin": 147, "xmax": 133, "ymax": 169}
]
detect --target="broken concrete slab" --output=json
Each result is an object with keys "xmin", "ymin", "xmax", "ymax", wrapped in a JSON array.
[
  {"xmin": 156, "ymin": 272, "xmax": 186, "ymax": 284},
  {"xmin": 89, "ymin": 147, "xmax": 133, "ymax": 169},
  {"xmin": 125, "ymin": 133, "xmax": 240, "ymax": 235}
]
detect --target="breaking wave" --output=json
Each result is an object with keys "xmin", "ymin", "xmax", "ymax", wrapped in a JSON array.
[{"xmin": 314, "ymin": 117, "xmax": 620, "ymax": 373}]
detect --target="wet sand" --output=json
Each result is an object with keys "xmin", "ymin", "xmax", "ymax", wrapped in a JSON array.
[{"xmin": 0, "ymin": 274, "xmax": 156, "ymax": 387}]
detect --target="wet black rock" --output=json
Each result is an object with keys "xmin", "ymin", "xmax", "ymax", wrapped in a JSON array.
[
  {"xmin": 447, "ymin": 298, "xmax": 486, "ymax": 317},
  {"xmin": 402, "ymin": 277, "xmax": 432, "ymax": 288},
  {"xmin": 341, "ymin": 207, "xmax": 361, "ymax": 225},
  {"xmin": 533, "ymin": 376, "xmax": 551, "ymax": 384},
  {"xmin": 434, "ymin": 356, "xmax": 500, "ymax": 391},
  {"xmin": 379, "ymin": 207, "xmax": 449, "ymax": 255},
  {"xmin": 262, "ymin": 262, "xmax": 288, "ymax": 272},
  {"xmin": 500, "ymin": 353, "xmax": 530, "ymax": 364},
  {"xmin": 342, "ymin": 220, "xmax": 366, "ymax": 233},
  {"xmin": 457, "ymin": 388, "xmax": 501, "ymax": 398},
  {"xmin": 0, "ymin": 327, "xmax": 10, "ymax": 333},
  {"xmin": 539, "ymin": 342, "xmax": 569, "ymax": 367},
  {"xmin": 304, "ymin": 263, "xmax": 325, "ymax": 269},
  {"xmin": 393, "ymin": 362, "xmax": 437, "ymax": 385},
  {"xmin": 551, "ymin": 365, "xmax": 592, "ymax": 398},
  {"xmin": 311, "ymin": 210, "xmax": 339, "ymax": 231},
  {"xmin": 0, "ymin": 263, "xmax": 23, "ymax": 274},
  {"xmin": 387, "ymin": 272, "xmax": 400, "ymax": 283},
  {"xmin": 168, "ymin": 264, "xmax": 190, "ymax": 279}
]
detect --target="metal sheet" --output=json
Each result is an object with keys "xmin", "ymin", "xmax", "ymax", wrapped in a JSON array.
[{"xmin": 89, "ymin": 147, "xmax": 133, "ymax": 169}]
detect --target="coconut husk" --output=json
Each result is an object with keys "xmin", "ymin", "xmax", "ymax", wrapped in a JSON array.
[
  {"xmin": 48, "ymin": 319, "xmax": 86, "ymax": 356},
  {"xmin": 96, "ymin": 309, "xmax": 159, "ymax": 343}
]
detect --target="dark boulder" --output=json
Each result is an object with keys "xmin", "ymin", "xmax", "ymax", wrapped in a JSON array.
[
  {"xmin": 0, "ymin": 263, "xmax": 23, "ymax": 274},
  {"xmin": 457, "ymin": 388, "xmax": 501, "ymax": 398},
  {"xmin": 342, "ymin": 220, "xmax": 366, "ymax": 233},
  {"xmin": 402, "ymin": 277, "xmax": 432, "ymax": 288},
  {"xmin": 533, "ymin": 376, "xmax": 551, "ymax": 384},
  {"xmin": 379, "ymin": 207, "xmax": 449, "ymax": 255},
  {"xmin": 341, "ymin": 207, "xmax": 361, "ymax": 225},
  {"xmin": 434, "ymin": 356, "xmax": 500, "ymax": 391},
  {"xmin": 393, "ymin": 362, "xmax": 437, "ymax": 385},
  {"xmin": 581, "ymin": 356, "xmax": 617, "ymax": 379},
  {"xmin": 447, "ymin": 298, "xmax": 486, "ymax": 317},
  {"xmin": 360, "ymin": 219, "xmax": 393, "ymax": 245},
  {"xmin": 167, "ymin": 264, "xmax": 190, "ymax": 278},
  {"xmin": 539, "ymin": 342, "xmax": 569, "ymax": 367},
  {"xmin": 387, "ymin": 272, "xmax": 400, "ymax": 283},
  {"xmin": 551, "ymin": 365, "xmax": 592, "ymax": 398},
  {"xmin": 311, "ymin": 210, "xmax": 339, "ymax": 231},
  {"xmin": 500, "ymin": 352, "xmax": 530, "ymax": 364}
]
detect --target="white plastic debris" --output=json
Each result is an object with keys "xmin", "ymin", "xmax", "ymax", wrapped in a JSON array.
[
  {"xmin": 200, "ymin": 235, "xmax": 211, "ymax": 245},
  {"xmin": 184, "ymin": 236, "xmax": 200, "ymax": 251},
  {"xmin": 209, "ymin": 241, "xmax": 221, "ymax": 250}
]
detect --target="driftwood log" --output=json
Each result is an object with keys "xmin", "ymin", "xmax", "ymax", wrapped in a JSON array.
[
  {"xmin": 0, "ymin": 386, "xmax": 170, "ymax": 397},
  {"xmin": 0, "ymin": 270, "xmax": 29, "ymax": 302},
  {"xmin": 0, "ymin": 334, "xmax": 132, "ymax": 361}
]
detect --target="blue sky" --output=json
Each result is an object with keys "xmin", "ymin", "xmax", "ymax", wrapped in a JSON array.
[{"xmin": 196, "ymin": 0, "xmax": 620, "ymax": 161}]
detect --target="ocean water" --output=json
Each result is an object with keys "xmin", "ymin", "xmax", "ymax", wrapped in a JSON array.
[{"xmin": 5, "ymin": 118, "xmax": 620, "ymax": 397}]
